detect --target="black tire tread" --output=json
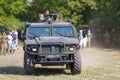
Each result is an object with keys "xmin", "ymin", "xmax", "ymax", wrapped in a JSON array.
[
  {"xmin": 24, "ymin": 53, "xmax": 35, "ymax": 75},
  {"xmin": 70, "ymin": 51, "xmax": 81, "ymax": 74}
]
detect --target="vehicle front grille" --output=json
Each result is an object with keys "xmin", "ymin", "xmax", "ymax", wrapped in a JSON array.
[{"xmin": 41, "ymin": 44, "xmax": 64, "ymax": 54}]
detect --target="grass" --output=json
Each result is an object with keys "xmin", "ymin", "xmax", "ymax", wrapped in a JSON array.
[
  {"xmin": 0, "ymin": 66, "xmax": 119, "ymax": 80},
  {"xmin": 0, "ymin": 47, "xmax": 120, "ymax": 80}
]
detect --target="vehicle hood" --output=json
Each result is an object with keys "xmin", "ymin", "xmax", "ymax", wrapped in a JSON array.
[{"xmin": 24, "ymin": 36, "xmax": 79, "ymax": 45}]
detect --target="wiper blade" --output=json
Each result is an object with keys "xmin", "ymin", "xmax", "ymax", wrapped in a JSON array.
[
  {"xmin": 55, "ymin": 32, "xmax": 64, "ymax": 37},
  {"xmin": 30, "ymin": 32, "xmax": 37, "ymax": 37},
  {"xmin": 30, "ymin": 32, "xmax": 40, "ymax": 37}
]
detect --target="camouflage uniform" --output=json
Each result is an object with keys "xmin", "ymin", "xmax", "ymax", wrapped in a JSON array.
[
  {"xmin": 87, "ymin": 30, "xmax": 92, "ymax": 47},
  {"xmin": 0, "ymin": 35, "xmax": 7, "ymax": 55}
]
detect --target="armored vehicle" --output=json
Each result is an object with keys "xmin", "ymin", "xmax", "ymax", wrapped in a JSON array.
[{"xmin": 23, "ymin": 15, "xmax": 81, "ymax": 74}]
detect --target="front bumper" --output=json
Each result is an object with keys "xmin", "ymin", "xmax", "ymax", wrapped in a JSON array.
[{"xmin": 34, "ymin": 53, "xmax": 75, "ymax": 64}]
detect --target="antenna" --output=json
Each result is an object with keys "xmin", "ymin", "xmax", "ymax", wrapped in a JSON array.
[{"xmin": 48, "ymin": 0, "xmax": 50, "ymax": 12}]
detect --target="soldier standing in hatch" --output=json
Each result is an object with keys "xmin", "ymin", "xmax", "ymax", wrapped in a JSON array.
[
  {"xmin": 43, "ymin": 10, "xmax": 49, "ymax": 21},
  {"xmin": 0, "ymin": 32, "xmax": 7, "ymax": 55}
]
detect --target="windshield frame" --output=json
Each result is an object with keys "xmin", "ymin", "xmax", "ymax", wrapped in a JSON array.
[{"xmin": 25, "ymin": 23, "xmax": 77, "ymax": 39}]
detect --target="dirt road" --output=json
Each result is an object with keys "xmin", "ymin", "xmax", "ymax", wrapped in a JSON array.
[{"xmin": 0, "ymin": 45, "xmax": 120, "ymax": 80}]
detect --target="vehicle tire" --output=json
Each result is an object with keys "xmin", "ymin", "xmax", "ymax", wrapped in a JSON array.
[
  {"xmin": 69, "ymin": 51, "xmax": 81, "ymax": 74},
  {"xmin": 24, "ymin": 52, "xmax": 35, "ymax": 75}
]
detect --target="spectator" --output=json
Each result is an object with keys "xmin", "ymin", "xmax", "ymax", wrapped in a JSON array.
[
  {"xmin": 14, "ymin": 29, "xmax": 18, "ymax": 49},
  {"xmin": 0, "ymin": 32, "xmax": 7, "ymax": 55},
  {"xmin": 104, "ymin": 31, "xmax": 110, "ymax": 47},
  {"xmin": 79, "ymin": 28, "xmax": 87, "ymax": 48},
  {"xmin": 11, "ymin": 30, "xmax": 17, "ymax": 53},
  {"xmin": 87, "ymin": 30, "xmax": 92, "ymax": 47},
  {"xmin": 7, "ymin": 32, "xmax": 13, "ymax": 55}
]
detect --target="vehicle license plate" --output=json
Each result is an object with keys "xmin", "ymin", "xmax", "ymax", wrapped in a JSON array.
[{"xmin": 47, "ymin": 55, "xmax": 60, "ymax": 58}]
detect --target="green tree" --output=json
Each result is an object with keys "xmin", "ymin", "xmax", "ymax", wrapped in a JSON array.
[
  {"xmin": 93, "ymin": 0, "xmax": 120, "ymax": 46},
  {"xmin": 25, "ymin": 0, "xmax": 97, "ymax": 29},
  {"xmin": 0, "ymin": 0, "xmax": 26, "ymax": 30}
]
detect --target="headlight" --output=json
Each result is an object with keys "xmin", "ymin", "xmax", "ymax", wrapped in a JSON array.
[
  {"xmin": 68, "ymin": 44, "xmax": 80, "ymax": 52},
  {"xmin": 32, "ymin": 48, "xmax": 37, "ymax": 52},
  {"xmin": 68, "ymin": 47, "xmax": 74, "ymax": 52},
  {"xmin": 26, "ymin": 45, "xmax": 38, "ymax": 52}
]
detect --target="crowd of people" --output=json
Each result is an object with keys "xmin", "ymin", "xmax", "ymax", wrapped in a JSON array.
[
  {"xmin": 0, "ymin": 30, "xmax": 18, "ymax": 55},
  {"xmin": 79, "ymin": 28, "xmax": 92, "ymax": 48},
  {"xmin": 79, "ymin": 28, "xmax": 111, "ymax": 48}
]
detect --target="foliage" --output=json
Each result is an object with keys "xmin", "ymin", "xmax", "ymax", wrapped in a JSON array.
[
  {"xmin": 93, "ymin": 0, "xmax": 120, "ymax": 45},
  {"xmin": 0, "ymin": 0, "xmax": 98, "ymax": 30},
  {"xmin": 0, "ymin": 0, "xmax": 120, "ymax": 45},
  {"xmin": 25, "ymin": 0, "xmax": 97, "ymax": 29},
  {"xmin": 0, "ymin": 0, "xmax": 26, "ymax": 31}
]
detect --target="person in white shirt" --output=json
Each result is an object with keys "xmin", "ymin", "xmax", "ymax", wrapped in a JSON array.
[
  {"xmin": 14, "ymin": 29, "xmax": 18, "ymax": 49},
  {"xmin": 7, "ymin": 32, "xmax": 13, "ymax": 54},
  {"xmin": 79, "ymin": 29, "xmax": 87, "ymax": 48}
]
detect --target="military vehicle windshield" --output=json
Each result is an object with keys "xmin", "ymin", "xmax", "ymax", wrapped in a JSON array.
[
  {"xmin": 27, "ymin": 26, "xmax": 74, "ymax": 37},
  {"xmin": 28, "ymin": 27, "xmax": 49, "ymax": 36},
  {"xmin": 53, "ymin": 26, "xmax": 74, "ymax": 37}
]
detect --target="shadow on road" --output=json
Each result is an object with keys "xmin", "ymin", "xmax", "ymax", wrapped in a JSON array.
[
  {"xmin": 0, "ymin": 66, "xmax": 24, "ymax": 75},
  {"xmin": 34, "ymin": 67, "xmax": 71, "ymax": 76},
  {"xmin": 0, "ymin": 66, "xmax": 71, "ymax": 75}
]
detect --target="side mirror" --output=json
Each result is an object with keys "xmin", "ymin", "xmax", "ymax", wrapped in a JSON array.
[
  {"xmin": 77, "ymin": 32, "xmax": 80, "ymax": 40},
  {"xmin": 21, "ymin": 33, "xmax": 25, "ymax": 40},
  {"xmin": 18, "ymin": 29, "xmax": 25, "ymax": 41},
  {"xmin": 21, "ymin": 30, "xmax": 26, "ymax": 40}
]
